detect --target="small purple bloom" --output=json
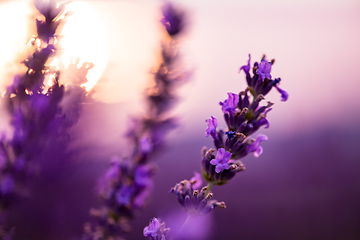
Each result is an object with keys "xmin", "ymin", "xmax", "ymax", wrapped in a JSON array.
[
  {"xmin": 247, "ymin": 134, "xmax": 268, "ymax": 157},
  {"xmin": 239, "ymin": 54, "xmax": 251, "ymax": 74},
  {"xmin": 210, "ymin": 148, "xmax": 232, "ymax": 173},
  {"xmin": 219, "ymin": 92, "xmax": 239, "ymax": 115},
  {"xmin": 257, "ymin": 59, "xmax": 272, "ymax": 81},
  {"xmin": 187, "ymin": 171, "xmax": 203, "ymax": 190},
  {"xmin": 205, "ymin": 116, "xmax": 217, "ymax": 137},
  {"xmin": 143, "ymin": 218, "xmax": 161, "ymax": 237},
  {"xmin": 275, "ymin": 85, "xmax": 289, "ymax": 102}
]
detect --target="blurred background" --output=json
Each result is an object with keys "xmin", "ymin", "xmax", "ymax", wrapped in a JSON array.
[{"xmin": 0, "ymin": 0, "xmax": 360, "ymax": 239}]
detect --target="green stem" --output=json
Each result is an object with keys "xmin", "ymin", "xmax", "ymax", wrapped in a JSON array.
[{"xmin": 205, "ymin": 181, "xmax": 215, "ymax": 196}]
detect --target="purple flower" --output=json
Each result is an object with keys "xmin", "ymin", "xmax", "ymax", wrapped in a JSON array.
[
  {"xmin": 247, "ymin": 134, "xmax": 268, "ymax": 157},
  {"xmin": 187, "ymin": 171, "xmax": 203, "ymax": 190},
  {"xmin": 210, "ymin": 148, "xmax": 232, "ymax": 173},
  {"xmin": 143, "ymin": 218, "xmax": 161, "ymax": 238},
  {"xmin": 161, "ymin": 3, "xmax": 184, "ymax": 36},
  {"xmin": 238, "ymin": 55, "xmax": 289, "ymax": 101},
  {"xmin": 257, "ymin": 58, "xmax": 272, "ymax": 81},
  {"xmin": 219, "ymin": 92, "xmax": 239, "ymax": 115},
  {"xmin": 205, "ymin": 116, "xmax": 218, "ymax": 137}
]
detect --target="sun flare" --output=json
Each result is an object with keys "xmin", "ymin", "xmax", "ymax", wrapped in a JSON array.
[
  {"xmin": 57, "ymin": 1, "xmax": 108, "ymax": 91},
  {"xmin": 0, "ymin": 1, "xmax": 108, "ymax": 92}
]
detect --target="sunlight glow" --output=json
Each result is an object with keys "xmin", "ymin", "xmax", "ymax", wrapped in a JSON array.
[
  {"xmin": 0, "ymin": 1, "xmax": 33, "ymax": 89},
  {"xmin": 0, "ymin": 1, "xmax": 108, "ymax": 92},
  {"xmin": 58, "ymin": 1, "xmax": 108, "ymax": 91}
]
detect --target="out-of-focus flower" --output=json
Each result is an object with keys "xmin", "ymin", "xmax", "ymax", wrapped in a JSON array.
[
  {"xmin": 134, "ymin": 164, "xmax": 154, "ymax": 187},
  {"xmin": 34, "ymin": 0, "xmax": 68, "ymax": 43},
  {"xmin": 83, "ymin": 2, "xmax": 190, "ymax": 239},
  {"xmin": 139, "ymin": 137, "xmax": 153, "ymax": 154},
  {"xmin": 161, "ymin": 3, "xmax": 184, "ymax": 37}
]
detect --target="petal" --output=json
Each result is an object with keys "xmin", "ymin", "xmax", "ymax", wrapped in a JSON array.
[
  {"xmin": 210, "ymin": 159, "xmax": 218, "ymax": 165},
  {"xmin": 275, "ymin": 85, "xmax": 289, "ymax": 102},
  {"xmin": 215, "ymin": 164, "xmax": 223, "ymax": 173},
  {"xmin": 239, "ymin": 54, "xmax": 251, "ymax": 74},
  {"xmin": 254, "ymin": 146, "xmax": 263, "ymax": 157},
  {"xmin": 223, "ymin": 151, "xmax": 232, "ymax": 162}
]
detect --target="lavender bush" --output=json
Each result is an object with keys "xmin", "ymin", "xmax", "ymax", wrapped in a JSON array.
[{"xmin": 82, "ymin": 2, "xmax": 190, "ymax": 240}]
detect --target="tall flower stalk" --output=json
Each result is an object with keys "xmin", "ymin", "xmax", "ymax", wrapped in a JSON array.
[
  {"xmin": 82, "ymin": 3, "xmax": 189, "ymax": 240},
  {"xmin": 145, "ymin": 53, "xmax": 288, "ymax": 238},
  {"xmin": 0, "ymin": 1, "xmax": 89, "ymax": 238}
]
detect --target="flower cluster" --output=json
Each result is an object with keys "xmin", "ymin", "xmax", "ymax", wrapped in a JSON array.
[
  {"xmin": 0, "ymin": 0, "xmax": 65, "ymax": 230},
  {"xmin": 202, "ymin": 54, "xmax": 288, "ymax": 185},
  {"xmin": 146, "ymin": 53, "xmax": 288, "ymax": 237},
  {"xmin": 83, "ymin": 3, "xmax": 189, "ymax": 240}
]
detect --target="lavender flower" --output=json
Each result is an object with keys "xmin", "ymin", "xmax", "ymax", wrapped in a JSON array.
[
  {"xmin": 199, "ymin": 55, "xmax": 288, "ymax": 188},
  {"xmin": 83, "ymin": 3, "xmax": 190, "ymax": 239},
  {"xmin": 161, "ymin": 3, "xmax": 184, "ymax": 37},
  {"xmin": 143, "ymin": 218, "xmax": 169, "ymax": 240},
  {"xmin": 257, "ymin": 57, "xmax": 272, "ymax": 81},
  {"xmin": 145, "ymin": 36, "xmax": 288, "ymax": 240},
  {"xmin": 239, "ymin": 54, "xmax": 288, "ymax": 101},
  {"xmin": 202, "ymin": 148, "xmax": 245, "ymax": 185},
  {"xmin": 0, "ymin": 2, "xmax": 90, "ymax": 237},
  {"xmin": 219, "ymin": 92, "xmax": 239, "ymax": 115},
  {"xmin": 210, "ymin": 148, "xmax": 231, "ymax": 173}
]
